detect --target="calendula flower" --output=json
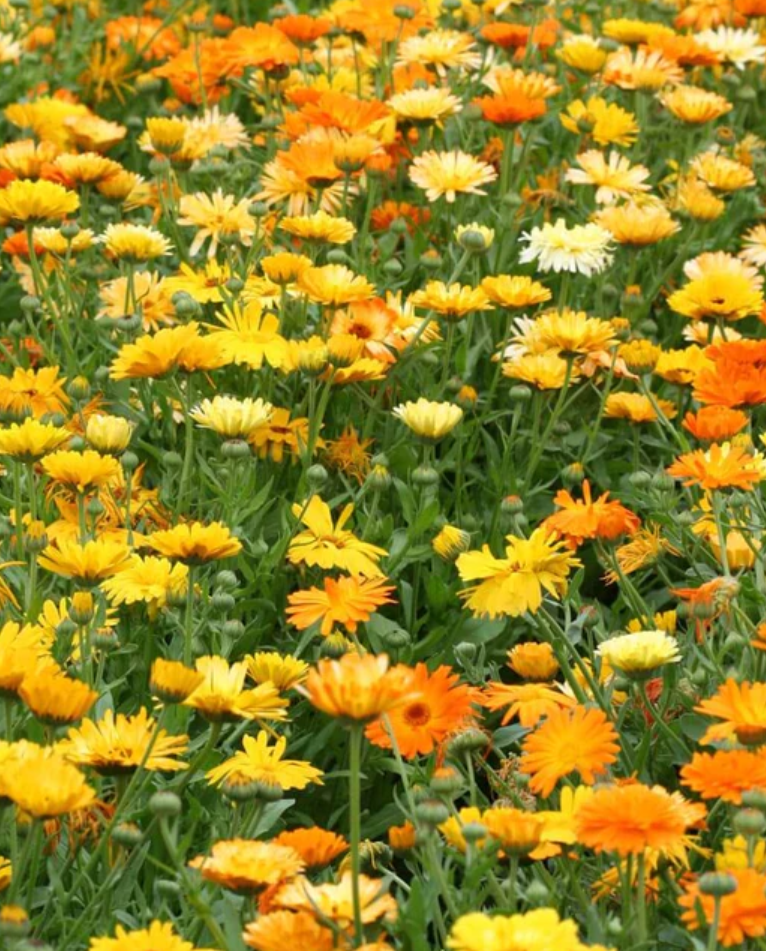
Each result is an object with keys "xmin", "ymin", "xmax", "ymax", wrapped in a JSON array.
[
  {"xmin": 681, "ymin": 749, "xmax": 766, "ymax": 803},
  {"xmin": 530, "ymin": 309, "xmax": 617, "ymax": 356},
  {"xmin": 242, "ymin": 910, "xmax": 335, "ymax": 951},
  {"xmin": 303, "ymin": 653, "xmax": 409, "ymax": 722},
  {"xmin": 603, "ymin": 47, "xmax": 683, "ymax": 89},
  {"xmin": 683, "ymin": 406, "xmax": 749, "ymax": 441},
  {"xmin": 561, "ymin": 97, "xmax": 638, "ymax": 147},
  {"xmin": 558, "ymin": 34, "xmax": 608, "ymax": 72},
  {"xmin": 482, "ymin": 682, "xmax": 577, "ymax": 727},
  {"xmin": 150, "ymin": 658, "xmax": 204, "ymax": 704},
  {"xmin": 101, "ymin": 222, "xmax": 172, "ymax": 260},
  {"xmin": 542, "ymin": 480, "xmax": 640, "ymax": 547},
  {"xmin": 481, "ymin": 275, "xmax": 551, "ymax": 309},
  {"xmin": 206, "ymin": 731, "xmax": 323, "ymax": 791},
  {"xmin": 0, "ymin": 746, "xmax": 95, "ymax": 818},
  {"xmin": 287, "ymin": 496, "xmax": 387, "ymax": 577},
  {"xmin": 0, "ymin": 417, "xmax": 70, "ymax": 461},
  {"xmin": 0, "ymin": 366, "xmax": 69, "ymax": 419},
  {"xmin": 503, "ymin": 353, "xmax": 581, "ymax": 390},
  {"xmin": 41, "ymin": 449, "xmax": 120, "ymax": 494},
  {"xmin": 409, "ymin": 281, "xmax": 490, "ymax": 321},
  {"xmin": 409, "ymin": 150, "xmax": 497, "ymax": 203},
  {"xmin": 697, "ymin": 25, "xmax": 766, "ymax": 67},
  {"xmin": 389, "ymin": 87, "xmax": 462, "ymax": 125},
  {"xmin": 183, "ymin": 656, "xmax": 289, "ymax": 723},
  {"xmin": 246, "ymin": 652, "xmax": 309, "ymax": 691},
  {"xmin": 680, "ymin": 868, "xmax": 766, "ymax": 947},
  {"xmin": 695, "ymin": 679, "xmax": 766, "ymax": 745},
  {"xmin": 178, "ymin": 189, "xmax": 256, "ymax": 257},
  {"xmin": 575, "ymin": 783, "xmax": 705, "ymax": 855},
  {"xmin": 110, "ymin": 323, "xmax": 228, "ymax": 380},
  {"xmin": 482, "ymin": 808, "xmax": 544, "ymax": 857},
  {"xmin": 392, "ymin": 399, "xmax": 463, "ymax": 440},
  {"xmin": 365, "ymin": 663, "xmax": 477, "ymax": 758},
  {"xmin": 597, "ymin": 630, "xmax": 681, "ymax": 679},
  {"xmin": 274, "ymin": 872, "xmax": 397, "ymax": 926},
  {"xmin": 448, "ymin": 909, "xmax": 586, "ymax": 951},
  {"xmin": 396, "ymin": 29, "xmax": 481, "ymax": 75},
  {"xmin": 595, "ymin": 201, "xmax": 680, "ymax": 245},
  {"xmin": 605, "ymin": 392, "xmax": 677, "ymax": 423},
  {"xmin": 286, "ymin": 575, "xmax": 396, "ymax": 636},
  {"xmin": 692, "ymin": 152, "xmax": 756, "ymax": 191},
  {"xmin": 143, "ymin": 522, "xmax": 242, "ymax": 564},
  {"xmin": 189, "ymin": 839, "xmax": 304, "ymax": 893},
  {"xmin": 667, "ymin": 442, "xmax": 766, "ymax": 490},
  {"xmin": 61, "ymin": 708, "xmax": 187, "ymax": 773},
  {"xmin": 566, "ymin": 150, "xmax": 651, "ymax": 204},
  {"xmin": 0, "ymin": 179, "xmax": 79, "ymax": 222},
  {"xmin": 190, "ymin": 396, "xmax": 273, "ymax": 439},
  {"xmin": 432, "ymin": 525, "xmax": 471, "ymax": 561},
  {"xmin": 273, "ymin": 828, "xmax": 347, "ymax": 869},
  {"xmin": 20, "ymin": 665, "xmax": 98, "ymax": 725},
  {"xmin": 508, "ymin": 643, "xmax": 559, "ymax": 682},
  {"xmin": 88, "ymin": 921, "xmax": 204, "ymax": 951},
  {"xmin": 85, "ymin": 415, "xmax": 133, "ymax": 454},
  {"xmin": 37, "ymin": 538, "xmax": 132, "ymax": 582},
  {"xmin": 520, "ymin": 219, "xmax": 614, "ymax": 276},
  {"xmin": 660, "ymin": 85, "xmax": 732, "ymax": 123},
  {"xmin": 457, "ymin": 528, "xmax": 581, "ymax": 619},
  {"xmin": 520, "ymin": 705, "xmax": 620, "ymax": 797},
  {"xmin": 101, "ymin": 555, "xmax": 189, "ymax": 611},
  {"xmin": 280, "ymin": 211, "xmax": 356, "ymax": 245},
  {"xmin": 297, "ymin": 264, "xmax": 375, "ymax": 306}
]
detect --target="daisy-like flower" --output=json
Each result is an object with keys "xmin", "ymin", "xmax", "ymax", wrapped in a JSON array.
[
  {"xmin": 482, "ymin": 808, "xmax": 544, "ymax": 857},
  {"xmin": 448, "ymin": 909, "xmax": 586, "ymax": 951},
  {"xmin": 303, "ymin": 653, "xmax": 409, "ymax": 722},
  {"xmin": 520, "ymin": 705, "xmax": 620, "ymax": 797},
  {"xmin": 432, "ymin": 525, "xmax": 472, "ymax": 561},
  {"xmin": 101, "ymin": 555, "xmax": 189, "ymax": 611},
  {"xmin": 178, "ymin": 189, "xmax": 256, "ymax": 257},
  {"xmin": 696, "ymin": 26, "xmax": 766, "ymax": 68},
  {"xmin": 206, "ymin": 731, "xmax": 323, "ymax": 791},
  {"xmin": 0, "ymin": 745, "xmax": 95, "ymax": 819},
  {"xmin": 519, "ymin": 219, "xmax": 614, "ymax": 276},
  {"xmin": 508, "ymin": 643, "xmax": 559, "ymax": 682},
  {"xmin": 85, "ymin": 415, "xmax": 133, "ymax": 454},
  {"xmin": 740, "ymin": 224, "xmax": 766, "ymax": 267},
  {"xmin": 681, "ymin": 749, "xmax": 766, "ymax": 803},
  {"xmin": 691, "ymin": 152, "xmax": 755, "ymax": 191},
  {"xmin": 695, "ymin": 679, "xmax": 766, "ymax": 745},
  {"xmin": 297, "ymin": 264, "xmax": 375, "ymax": 307},
  {"xmin": 605, "ymin": 392, "xmax": 677, "ymax": 423},
  {"xmin": 595, "ymin": 199, "xmax": 680, "ymax": 246},
  {"xmin": 143, "ymin": 522, "xmax": 242, "ymax": 564},
  {"xmin": 37, "ymin": 538, "xmax": 132, "ymax": 582},
  {"xmin": 503, "ymin": 353, "xmax": 581, "ymax": 390},
  {"xmin": 101, "ymin": 222, "xmax": 172, "ymax": 260},
  {"xmin": 88, "ymin": 920, "xmax": 204, "ymax": 951},
  {"xmin": 388, "ymin": 87, "xmax": 462, "ymax": 125},
  {"xmin": 566, "ymin": 150, "xmax": 651, "ymax": 204},
  {"xmin": 0, "ymin": 417, "xmax": 70, "ymax": 462},
  {"xmin": 286, "ymin": 575, "xmax": 396, "ymax": 636},
  {"xmin": 110, "ymin": 323, "xmax": 228, "ymax": 380},
  {"xmin": 98, "ymin": 271, "xmax": 175, "ymax": 332},
  {"xmin": 20, "ymin": 665, "xmax": 99, "ymax": 725},
  {"xmin": 183, "ymin": 656, "xmax": 289, "ymax": 723},
  {"xmin": 243, "ymin": 909, "xmax": 335, "ymax": 951},
  {"xmin": 597, "ymin": 630, "xmax": 681, "ymax": 679},
  {"xmin": 60, "ymin": 708, "xmax": 188, "ymax": 774},
  {"xmin": 456, "ymin": 528, "xmax": 582, "ymax": 619},
  {"xmin": 557, "ymin": 34, "xmax": 608, "ymax": 73},
  {"xmin": 280, "ymin": 211, "xmax": 356, "ymax": 245},
  {"xmin": 408, "ymin": 281, "xmax": 490, "ymax": 321},
  {"xmin": 274, "ymin": 872, "xmax": 397, "ymax": 926},
  {"xmin": 41, "ymin": 449, "xmax": 120, "ymax": 494},
  {"xmin": 150, "ymin": 658, "xmax": 205, "ymax": 704},
  {"xmin": 561, "ymin": 97, "xmax": 639, "ymax": 147},
  {"xmin": 0, "ymin": 179, "xmax": 79, "ymax": 222},
  {"xmin": 542, "ymin": 480, "xmax": 640, "ymax": 547},
  {"xmin": 392, "ymin": 399, "xmax": 463, "ymax": 440},
  {"xmin": 287, "ymin": 496, "xmax": 387, "ymax": 577},
  {"xmin": 273, "ymin": 828, "xmax": 347, "ymax": 869},
  {"xmin": 528, "ymin": 308, "xmax": 617, "ymax": 355},
  {"xmin": 603, "ymin": 47, "xmax": 684, "ymax": 89},
  {"xmin": 205, "ymin": 302, "xmax": 287, "ymax": 370},
  {"xmin": 680, "ymin": 868, "xmax": 766, "ymax": 947},
  {"xmin": 189, "ymin": 839, "xmax": 304, "ymax": 893},
  {"xmin": 481, "ymin": 275, "xmax": 551, "ymax": 309},
  {"xmin": 190, "ymin": 396, "xmax": 273, "ymax": 439},
  {"xmin": 409, "ymin": 150, "xmax": 497, "ymax": 204},
  {"xmin": 245, "ymin": 652, "xmax": 309, "ymax": 691},
  {"xmin": 575, "ymin": 783, "xmax": 705, "ymax": 855},
  {"xmin": 683, "ymin": 406, "xmax": 749, "ymax": 441},
  {"xmin": 667, "ymin": 442, "xmax": 766, "ymax": 490},
  {"xmin": 395, "ymin": 29, "xmax": 481, "ymax": 75},
  {"xmin": 365, "ymin": 662, "xmax": 477, "ymax": 758},
  {"xmin": 668, "ymin": 273, "xmax": 763, "ymax": 322},
  {"xmin": 659, "ymin": 85, "xmax": 732, "ymax": 123},
  {"xmin": 482, "ymin": 682, "xmax": 577, "ymax": 727}
]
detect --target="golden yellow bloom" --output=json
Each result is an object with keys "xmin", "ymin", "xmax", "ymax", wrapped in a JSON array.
[
  {"xmin": 691, "ymin": 152, "xmax": 756, "ymax": 191},
  {"xmin": 41, "ymin": 449, "xmax": 120, "ymax": 494},
  {"xmin": 448, "ymin": 909, "xmax": 587, "ymax": 951},
  {"xmin": 178, "ymin": 189, "xmax": 256, "ymax": 258},
  {"xmin": 206, "ymin": 731, "xmax": 322, "ymax": 791},
  {"xmin": 53, "ymin": 151, "xmax": 122, "ymax": 184},
  {"xmin": 0, "ymin": 745, "xmax": 95, "ymax": 818},
  {"xmin": 304, "ymin": 653, "xmax": 409, "ymax": 722},
  {"xmin": 595, "ymin": 201, "xmax": 680, "ymax": 246},
  {"xmin": 655, "ymin": 345, "xmax": 713, "ymax": 385},
  {"xmin": 246, "ymin": 652, "xmax": 309, "ymax": 691},
  {"xmin": 675, "ymin": 175, "xmax": 726, "ymax": 221},
  {"xmin": 189, "ymin": 839, "xmax": 304, "ymax": 893},
  {"xmin": 532, "ymin": 309, "xmax": 617, "ymax": 355},
  {"xmin": 508, "ymin": 642, "xmax": 559, "ymax": 682},
  {"xmin": 280, "ymin": 210, "xmax": 356, "ymax": 244},
  {"xmin": 605, "ymin": 392, "xmax": 677, "ymax": 423},
  {"xmin": 88, "ymin": 920, "xmax": 200, "ymax": 951},
  {"xmin": 101, "ymin": 555, "xmax": 189, "ymax": 611},
  {"xmin": 660, "ymin": 85, "xmax": 732, "ymax": 123},
  {"xmin": 618, "ymin": 340, "xmax": 662, "ymax": 373},
  {"xmin": 396, "ymin": 28, "xmax": 481, "ymax": 75},
  {"xmin": 603, "ymin": 47, "xmax": 683, "ymax": 89},
  {"xmin": 20, "ymin": 664, "xmax": 98, "ymax": 724},
  {"xmin": 288, "ymin": 496, "xmax": 387, "ymax": 577},
  {"xmin": 483, "ymin": 807, "xmax": 544, "ymax": 856},
  {"xmin": 85, "ymin": 414, "xmax": 133, "ymax": 454},
  {"xmin": 598, "ymin": 630, "xmax": 681, "ymax": 678},
  {"xmin": 409, "ymin": 150, "xmax": 497, "ymax": 203},
  {"xmin": 0, "ymin": 179, "xmax": 79, "ymax": 222},
  {"xmin": 0, "ymin": 418, "xmax": 70, "ymax": 461},
  {"xmin": 433, "ymin": 525, "xmax": 472, "ymax": 561},
  {"xmin": 98, "ymin": 271, "xmax": 175, "ymax": 332},
  {"xmin": 481, "ymin": 275, "xmax": 551, "ymax": 309},
  {"xmin": 261, "ymin": 251, "xmax": 312, "ymax": 286},
  {"xmin": 560, "ymin": 97, "xmax": 638, "ymax": 147},
  {"xmin": 668, "ymin": 273, "xmax": 763, "ymax": 322},
  {"xmin": 0, "ymin": 138, "xmax": 60, "ymax": 178},
  {"xmin": 33, "ymin": 226, "xmax": 95, "ymax": 255},
  {"xmin": 205, "ymin": 302, "xmax": 287, "ymax": 371},
  {"xmin": 392, "ymin": 399, "xmax": 463, "ymax": 440},
  {"xmin": 297, "ymin": 264, "xmax": 375, "ymax": 306},
  {"xmin": 566, "ymin": 150, "xmax": 650, "ymax": 205},
  {"xmin": 144, "ymin": 522, "xmax": 242, "ymax": 564},
  {"xmin": 101, "ymin": 222, "xmax": 172, "ymax": 260},
  {"xmin": 557, "ymin": 35, "xmax": 607, "ymax": 73},
  {"xmin": 389, "ymin": 87, "xmax": 462, "ymax": 124},
  {"xmin": 603, "ymin": 18, "xmax": 674, "ymax": 44},
  {"xmin": 191, "ymin": 396, "xmax": 273, "ymax": 439},
  {"xmin": 37, "ymin": 538, "xmax": 132, "ymax": 582},
  {"xmin": 184, "ymin": 656, "xmax": 289, "ymax": 723},
  {"xmin": 409, "ymin": 281, "xmax": 490, "ymax": 321},
  {"xmin": 61, "ymin": 708, "xmax": 188, "ymax": 773},
  {"xmin": 503, "ymin": 353, "xmax": 580, "ymax": 390},
  {"xmin": 145, "ymin": 116, "xmax": 188, "ymax": 154}
]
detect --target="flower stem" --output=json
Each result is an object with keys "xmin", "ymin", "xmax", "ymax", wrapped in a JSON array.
[{"xmin": 348, "ymin": 722, "xmax": 365, "ymax": 947}]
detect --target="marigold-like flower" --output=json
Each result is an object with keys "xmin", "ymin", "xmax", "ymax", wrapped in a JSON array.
[
  {"xmin": 558, "ymin": 34, "xmax": 608, "ymax": 73},
  {"xmin": 680, "ymin": 868, "xmax": 766, "ymax": 947},
  {"xmin": 696, "ymin": 25, "xmax": 766, "ymax": 68},
  {"xmin": 0, "ymin": 746, "xmax": 95, "ymax": 818},
  {"xmin": 273, "ymin": 828, "xmax": 347, "ymax": 869},
  {"xmin": 41, "ymin": 449, "xmax": 120, "ymax": 494},
  {"xmin": 243, "ymin": 910, "xmax": 335, "ymax": 951},
  {"xmin": 483, "ymin": 807, "xmax": 544, "ymax": 856},
  {"xmin": 576, "ymin": 783, "xmax": 705, "ymax": 855},
  {"xmin": 144, "ymin": 522, "xmax": 242, "ymax": 564},
  {"xmin": 566, "ymin": 150, "xmax": 650, "ymax": 205},
  {"xmin": 37, "ymin": 538, "xmax": 132, "ymax": 582},
  {"xmin": 432, "ymin": 525, "xmax": 471, "ymax": 561},
  {"xmin": 605, "ymin": 392, "xmax": 676, "ymax": 424},
  {"xmin": 102, "ymin": 556, "xmax": 188, "ymax": 612},
  {"xmin": 88, "ymin": 920, "xmax": 201, "ymax": 951},
  {"xmin": 190, "ymin": 396, "xmax": 273, "ymax": 439},
  {"xmin": 603, "ymin": 47, "xmax": 683, "ymax": 89},
  {"xmin": 409, "ymin": 150, "xmax": 497, "ymax": 203},
  {"xmin": 692, "ymin": 152, "xmax": 756, "ymax": 191},
  {"xmin": 0, "ymin": 418, "xmax": 70, "ymax": 461},
  {"xmin": 110, "ymin": 323, "xmax": 227, "ymax": 380},
  {"xmin": 503, "ymin": 353, "xmax": 580, "ymax": 390},
  {"xmin": 595, "ymin": 201, "xmax": 680, "ymax": 246},
  {"xmin": 683, "ymin": 406, "xmax": 749, "ymax": 441},
  {"xmin": 61, "ymin": 708, "xmax": 188, "ymax": 774},
  {"xmin": 85, "ymin": 415, "xmax": 133, "ymax": 454},
  {"xmin": 20, "ymin": 665, "xmax": 98, "ymax": 725},
  {"xmin": 389, "ymin": 87, "xmax": 462, "ymax": 125},
  {"xmin": 481, "ymin": 275, "xmax": 551, "ymax": 309},
  {"xmin": 448, "ymin": 909, "xmax": 586, "ymax": 951},
  {"xmin": 0, "ymin": 179, "xmax": 79, "ymax": 222},
  {"xmin": 409, "ymin": 282, "xmax": 490, "ymax": 320},
  {"xmin": 561, "ymin": 97, "xmax": 638, "ymax": 147},
  {"xmin": 396, "ymin": 29, "xmax": 481, "ymax": 75},
  {"xmin": 297, "ymin": 264, "xmax": 375, "ymax": 307},
  {"xmin": 274, "ymin": 872, "xmax": 397, "ymax": 926},
  {"xmin": 669, "ymin": 273, "xmax": 763, "ymax": 322},
  {"xmin": 695, "ymin": 679, "xmax": 766, "ymax": 745},
  {"xmin": 365, "ymin": 663, "xmax": 476, "ymax": 758},
  {"xmin": 520, "ymin": 219, "xmax": 614, "ymax": 277},
  {"xmin": 280, "ymin": 211, "xmax": 355, "ymax": 245},
  {"xmin": 542, "ymin": 480, "xmax": 639, "ymax": 546},
  {"xmin": 178, "ymin": 189, "xmax": 256, "ymax": 258},
  {"xmin": 189, "ymin": 839, "xmax": 304, "ymax": 893},
  {"xmin": 183, "ymin": 656, "xmax": 289, "ymax": 723},
  {"xmin": 520, "ymin": 705, "xmax": 619, "ymax": 797},
  {"xmin": 681, "ymin": 749, "xmax": 766, "ymax": 803},
  {"xmin": 660, "ymin": 85, "xmax": 732, "ymax": 123},
  {"xmin": 101, "ymin": 222, "xmax": 172, "ymax": 260},
  {"xmin": 246, "ymin": 652, "xmax": 309, "ymax": 692},
  {"xmin": 598, "ymin": 630, "xmax": 681, "ymax": 679},
  {"xmin": 304, "ymin": 653, "xmax": 409, "ymax": 722},
  {"xmin": 456, "ymin": 528, "xmax": 581, "ymax": 619},
  {"xmin": 392, "ymin": 399, "xmax": 463, "ymax": 440},
  {"xmin": 150, "ymin": 658, "xmax": 204, "ymax": 704},
  {"xmin": 667, "ymin": 442, "xmax": 766, "ymax": 490},
  {"xmin": 206, "ymin": 731, "xmax": 322, "ymax": 791},
  {"xmin": 288, "ymin": 497, "xmax": 387, "ymax": 577},
  {"xmin": 286, "ymin": 575, "xmax": 396, "ymax": 636}
]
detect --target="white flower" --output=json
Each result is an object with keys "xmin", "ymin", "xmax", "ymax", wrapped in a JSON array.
[
  {"xmin": 519, "ymin": 219, "xmax": 614, "ymax": 276},
  {"xmin": 697, "ymin": 27, "xmax": 766, "ymax": 69}
]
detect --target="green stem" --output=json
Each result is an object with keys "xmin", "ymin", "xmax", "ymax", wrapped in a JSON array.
[{"xmin": 348, "ymin": 723, "xmax": 365, "ymax": 947}]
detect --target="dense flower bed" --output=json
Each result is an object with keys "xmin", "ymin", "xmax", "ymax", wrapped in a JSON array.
[{"xmin": 0, "ymin": 0, "xmax": 765, "ymax": 948}]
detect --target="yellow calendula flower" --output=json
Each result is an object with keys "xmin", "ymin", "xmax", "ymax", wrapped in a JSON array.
[
  {"xmin": 392, "ymin": 398, "xmax": 463, "ymax": 441},
  {"xmin": 660, "ymin": 85, "xmax": 732, "ymax": 124},
  {"xmin": 595, "ymin": 201, "xmax": 680, "ymax": 246},
  {"xmin": 560, "ymin": 97, "xmax": 638, "ymax": 147},
  {"xmin": 245, "ymin": 652, "xmax": 309, "ymax": 691},
  {"xmin": 481, "ymin": 275, "xmax": 551, "ymax": 309},
  {"xmin": 0, "ymin": 745, "xmax": 95, "ymax": 818},
  {"xmin": 691, "ymin": 152, "xmax": 756, "ymax": 192},
  {"xmin": 280, "ymin": 210, "xmax": 356, "ymax": 244},
  {"xmin": 389, "ymin": 87, "xmax": 462, "ymax": 124},
  {"xmin": 409, "ymin": 150, "xmax": 497, "ymax": 203},
  {"xmin": 597, "ymin": 630, "xmax": 681, "ymax": 679},
  {"xmin": 508, "ymin": 642, "xmax": 559, "ymax": 682},
  {"xmin": 205, "ymin": 302, "xmax": 287, "ymax": 371},
  {"xmin": 101, "ymin": 555, "xmax": 189, "ymax": 612},
  {"xmin": 101, "ymin": 222, "xmax": 172, "ymax": 260},
  {"xmin": 144, "ymin": 522, "xmax": 242, "ymax": 564},
  {"xmin": 37, "ymin": 538, "xmax": 132, "ymax": 582},
  {"xmin": 557, "ymin": 35, "xmax": 607, "ymax": 73},
  {"xmin": 0, "ymin": 179, "xmax": 79, "ymax": 223},
  {"xmin": 150, "ymin": 658, "xmax": 204, "ymax": 704},
  {"xmin": 409, "ymin": 281, "xmax": 491, "ymax": 320},
  {"xmin": 60, "ymin": 708, "xmax": 188, "ymax": 773},
  {"xmin": 85, "ymin": 414, "xmax": 134, "ymax": 454},
  {"xmin": 0, "ymin": 417, "xmax": 70, "ymax": 461},
  {"xmin": 206, "ymin": 731, "xmax": 323, "ymax": 791},
  {"xmin": 448, "ymin": 908, "xmax": 587, "ymax": 951},
  {"xmin": 41, "ymin": 449, "xmax": 120, "ymax": 494},
  {"xmin": 288, "ymin": 496, "xmax": 387, "ymax": 577},
  {"xmin": 503, "ymin": 353, "xmax": 581, "ymax": 390},
  {"xmin": 190, "ymin": 396, "xmax": 273, "ymax": 439},
  {"xmin": 297, "ymin": 264, "xmax": 375, "ymax": 307},
  {"xmin": 183, "ymin": 656, "xmax": 289, "ymax": 723},
  {"xmin": 433, "ymin": 525, "xmax": 472, "ymax": 561},
  {"xmin": 52, "ymin": 151, "xmax": 122, "ymax": 184}
]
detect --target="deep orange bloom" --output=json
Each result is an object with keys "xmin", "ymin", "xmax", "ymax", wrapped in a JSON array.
[
  {"xmin": 682, "ymin": 406, "xmax": 749, "ymax": 441},
  {"xmin": 273, "ymin": 828, "xmax": 347, "ymax": 869},
  {"xmin": 666, "ymin": 443, "xmax": 765, "ymax": 490},
  {"xmin": 365, "ymin": 663, "xmax": 477, "ymax": 759},
  {"xmin": 681, "ymin": 749, "xmax": 766, "ymax": 803},
  {"xmin": 520, "ymin": 705, "xmax": 620, "ymax": 797},
  {"xmin": 482, "ymin": 682, "xmax": 577, "ymax": 727},
  {"xmin": 153, "ymin": 39, "xmax": 241, "ymax": 105},
  {"xmin": 303, "ymin": 653, "xmax": 409, "ymax": 722},
  {"xmin": 694, "ymin": 361, "xmax": 766, "ymax": 408},
  {"xmin": 694, "ymin": 679, "xmax": 766, "ymax": 746},
  {"xmin": 227, "ymin": 24, "xmax": 300, "ymax": 72},
  {"xmin": 541, "ymin": 480, "xmax": 640, "ymax": 547},
  {"xmin": 473, "ymin": 93, "xmax": 546, "ymax": 126},
  {"xmin": 480, "ymin": 19, "xmax": 558, "ymax": 50},
  {"xmin": 680, "ymin": 869, "xmax": 766, "ymax": 947},
  {"xmin": 575, "ymin": 783, "xmax": 705, "ymax": 855},
  {"xmin": 370, "ymin": 201, "xmax": 430, "ymax": 234},
  {"xmin": 285, "ymin": 576, "xmax": 397, "ymax": 636},
  {"xmin": 275, "ymin": 14, "xmax": 332, "ymax": 45}
]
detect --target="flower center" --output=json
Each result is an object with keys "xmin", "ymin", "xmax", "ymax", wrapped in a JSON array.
[{"xmin": 404, "ymin": 702, "xmax": 431, "ymax": 727}]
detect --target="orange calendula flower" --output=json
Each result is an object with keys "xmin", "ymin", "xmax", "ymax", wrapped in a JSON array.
[
  {"xmin": 682, "ymin": 406, "xmax": 749, "ymax": 441},
  {"xmin": 303, "ymin": 653, "xmax": 409, "ymax": 722},
  {"xmin": 667, "ymin": 442, "xmax": 766, "ymax": 490},
  {"xmin": 287, "ymin": 497, "xmax": 387, "ymax": 577},
  {"xmin": 365, "ymin": 663, "xmax": 477, "ymax": 758},
  {"xmin": 143, "ymin": 522, "xmax": 242, "ymax": 564},
  {"xmin": 520, "ymin": 705, "xmax": 620, "ymax": 797},
  {"xmin": 575, "ymin": 783, "xmax": 705, "ymax": 855},
  {"xmin": 680, "ymin": 868, "xmax": 766, "ymax": 947},
  {"xmin": 695, "ymin": 679, "xmax": 766, "ymax": 746},
  {"xmin": 681, "ymin": 749, "xmax": 766, "ymax": 803},
  {"xmin": 482, "ymin": 683, "xmax": 577, "ymax": 727},
  {"xmin": 189, "ymin": 839, "xmax": 304, "ymax": 893},
  {"xmin": 541, "ymin": 480, "xmax": 640, "ymax": 547},
  {"xmin": 273, "ymin": 828, "xmax": 347, "ymax": 869},
  {"xmin": 286, "ymin": 575, "xmax": 396, "ymax": 636}
]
